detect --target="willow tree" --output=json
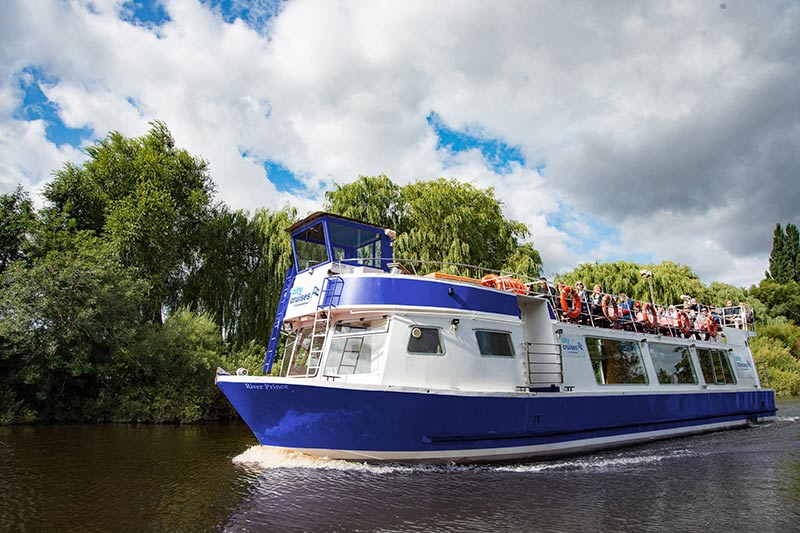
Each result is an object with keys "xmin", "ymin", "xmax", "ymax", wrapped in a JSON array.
[
  {"xmin": 325, "ymin": 176, "xmax": 542, "ymax": 278},
  {"xmin": 558, "ymin": 260, "xmax": 706, "ymax": 305},
  {"xmin": 181, "ymin": 206, "xmax": 296, "ymax": 349},
  {"xmin": 324, "ymin": 174, "xmax": 405, "ymax": 233}
]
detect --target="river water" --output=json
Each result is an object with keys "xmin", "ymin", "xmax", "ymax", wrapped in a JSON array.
[{"xmin": 1, "ymin": 399, "xmax": 798, "ymax": 532}]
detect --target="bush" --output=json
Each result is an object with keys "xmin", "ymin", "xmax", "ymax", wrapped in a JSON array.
[{"xmin": 751, "ymin": 335, "xmax": 800, "ymax": 396}]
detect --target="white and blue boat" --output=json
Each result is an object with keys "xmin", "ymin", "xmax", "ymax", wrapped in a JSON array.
[{"xmin": 216, "ymin": 212, "xmax": 776, "ymax": 463}]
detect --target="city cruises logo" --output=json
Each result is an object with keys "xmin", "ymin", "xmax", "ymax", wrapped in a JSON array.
[
  {"xmin": 560, "ymin": 336, "xmax": 584, "ymax": 355},
  {"xmin": 289, "ymin": 285, "xmax": 320, "ymax": 306},
  {"xmin": 734, "ymin": 354, "xmax": 753, "ymax": 372}
]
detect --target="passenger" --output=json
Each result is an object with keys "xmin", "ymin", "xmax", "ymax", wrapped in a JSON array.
[
  {"xmin": 589, "ymin": 284, "xmax": 605, "ymax": 326},
  {"xmin": 617, "ymin": 293, "xmax": 634, "ymax": 322},
  {"xmin": 537, "ymin": 277, "xmax": 558, "ymax": 297},
  {"xmin": 574, "ymin": 280, "xmax": 590, "ymax": 325}
]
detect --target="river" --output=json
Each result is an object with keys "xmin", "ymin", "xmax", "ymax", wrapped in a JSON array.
[{"xmin": 1, "ymin": 398, "xmax": 798, "ymax": 532}]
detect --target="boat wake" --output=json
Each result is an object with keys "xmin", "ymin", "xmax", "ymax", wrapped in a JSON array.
[{"xmin": 232, "ymin": 445, "xmax": 694, "ymax": 474}]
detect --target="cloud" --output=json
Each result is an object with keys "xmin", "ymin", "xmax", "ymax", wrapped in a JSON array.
[{"xmin": 1, "ymin": 0, "xmax": 798, "ymax": 288}]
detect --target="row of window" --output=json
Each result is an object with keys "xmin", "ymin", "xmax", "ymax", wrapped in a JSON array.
[
  {"xmin": 407, "ymin": 327, "xmax": 515, "ymax": 357},
  {"xmin": 587, "ymin": 337, "xmax": 737, "ymax": 386}
]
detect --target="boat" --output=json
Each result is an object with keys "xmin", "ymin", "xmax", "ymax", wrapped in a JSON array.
[{"xmin": 216, "ymin": 212, "xmax": 777, "ymax": 463}]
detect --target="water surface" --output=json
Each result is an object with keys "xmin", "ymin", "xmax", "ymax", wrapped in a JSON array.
[{"xmin": 1, "ymin": 399, "xmax": 798, "ymax": 532}]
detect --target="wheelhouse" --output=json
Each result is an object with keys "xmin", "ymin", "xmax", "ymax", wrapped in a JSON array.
[{"xmin": 288, "ymin": 212, "xmax": 394, "ymax": 273}]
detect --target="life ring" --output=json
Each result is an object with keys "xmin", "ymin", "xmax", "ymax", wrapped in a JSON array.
[
  {"xmin": 480, "ymin": 274, "xmax": 499, "ymax": 288},
  {"xmin": 601, "ymin": 294, "xmax": 618, "ymax": 323},
  {"xmin": 676, "ymin": 310, "xmax": 691, "ymax": 336},
  {"xmin": 480, "ymin": 274, "xmax": 527, "ymax": 294},
  {"xmin": 706, "ymin": 316, "xmax": 718, "ymax": 338},
  {"xmin": 642, "ymin": 302, "xmax": 659, "ymax": 328},
  {"xmin": 560, "ymin": 286, "xmax": 582, "ymax": 319}
]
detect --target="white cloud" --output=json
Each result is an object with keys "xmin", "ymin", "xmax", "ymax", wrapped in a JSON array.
[{"xmin": 1, "ymin": 0, "xmax": 798, "ymax": 287}]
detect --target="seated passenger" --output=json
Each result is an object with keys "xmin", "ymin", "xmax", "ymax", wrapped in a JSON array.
[{"xmin": 617, "ymin": 293, "xmax": 634, "ymax": 322}]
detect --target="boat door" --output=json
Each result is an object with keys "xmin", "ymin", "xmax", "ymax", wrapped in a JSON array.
[{"xmin": 519, "ymin": 298, "xmax": 563, "ymax": 389}]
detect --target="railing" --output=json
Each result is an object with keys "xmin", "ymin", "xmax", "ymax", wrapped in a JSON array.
[{"xmin": 330, "ymin": 256, "xmax": 755, "ymax": 340}]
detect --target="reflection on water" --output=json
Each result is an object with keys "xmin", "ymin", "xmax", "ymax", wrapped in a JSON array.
[{"xmin": 1, "ymin": 401, "xmax": 798, "ymax": 532}]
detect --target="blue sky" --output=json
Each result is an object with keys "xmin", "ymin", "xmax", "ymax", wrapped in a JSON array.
[{"xmin": 3, "ymin": 0, "xmax": 798, "ymax": 286}]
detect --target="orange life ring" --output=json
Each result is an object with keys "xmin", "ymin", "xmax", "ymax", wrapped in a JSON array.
[
  {"xmin": 601, "ymin": 294, "xmax": 618, "ymax": 323},
  {"xmin": 706, "ymin": 316, "xmax": 718, "ymax": 338},
  {"xmin": 498, "ymin": 276, "xmax": 527, "ymax": 294},
  {"xmin": 642, "ymin": 302, "xmax": 659, "ymax": 328},
  {"xmin": 676, "ymin": 310, "xmax": 691, "ymax": 335},
  {"xmin": 480, "ymin": 274, "xmax": 527, "ymax": 295},
  {"xmin": 560, "ymin": 286, "xmax": 582, "ymax": 319},
  {"xmin": 480, "ymin": 274, "xmax": 499, "ymax": 288}
]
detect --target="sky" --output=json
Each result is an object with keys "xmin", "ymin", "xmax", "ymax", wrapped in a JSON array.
[{"xmin": 2, "ymin": 0, "xmax": 799, "ymax": 287}]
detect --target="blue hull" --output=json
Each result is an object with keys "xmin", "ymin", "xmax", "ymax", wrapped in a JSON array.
[{"xmin": 217, "ymin": 379, "xmax": 776, "ymax": 461}]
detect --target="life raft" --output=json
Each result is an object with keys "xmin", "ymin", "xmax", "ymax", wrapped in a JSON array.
[
  {"xmin": 480, "ymin": 274, "xmax": 527, "ymax": 295},
  {"xmin": 642, "ymin": 302, "xmax": 659, "ymax": 328},
  {"xmin": 601, "ymin": 293, "xmax": 618, "ymax": 323},
  {"xmin": 560, "ymin": 285, "xmax": 582, "ymax": 319}
]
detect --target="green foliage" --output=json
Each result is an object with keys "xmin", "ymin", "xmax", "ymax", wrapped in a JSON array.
[
  {"xmin": 325, "ymin": 175, "xmax": 542, "ymax": 277},
  {"xmin": 557, "ymin": 260, "xmax": 706, "ymax": 305},
  {"xmin": 324, "ymin": 175, "xmax": 405, "ymax": 232},
  {"xmin": 181, "ymin": 206, "xmax": 296, "ymax": 349},
  {"xmin": 751, "ymin": 335, "xmax": 800, "ymax": 396},
  {"xmin": 0, "ymin": 233, "xmax": 148, "ymax": 422},
  {"xmin": 43, "ymin": 121, "xmax": 215, "ymax": 322},
  {"xmin": 0, "ymin": 185, "xmax": 35, "ymax": 273},
  {"xmin": 767, "ymin": 223, "xmax": 799, "ymax": 283},
  {"xmin": 750, "ymin": 279, "xmax": 800, "ymax": 324},
  {"xmin": 100, "ymin": 310, "xmax": 230, "ymax": 423}
]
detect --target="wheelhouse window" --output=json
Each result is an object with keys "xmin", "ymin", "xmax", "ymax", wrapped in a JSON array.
[
  {"xmin": 697, "ymin": 348, "xmax": 737, "ymax": 385},
  {"xmin": 649, "ymin": 343, "xmax": 697, "ymax": 384},
  {"xmin": 586, "ymin": 337, "xmax": 648, "ymax": 385},
  {"xmin": 475, "ymin": 330, "xmax": 515, "ymax": 357},
  {"xmin": 326, "ymin": 219, "xmax": 384, "ymax": 269},
  {"xmin": 294, "ymin": 222, "xmax": 329, "ymax": 271},
  {"xmin": 407, "ymin": 326, "xmax": 444, "ymax": 355}
]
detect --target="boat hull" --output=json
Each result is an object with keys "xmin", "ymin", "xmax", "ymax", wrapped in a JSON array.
[{"xmin": 216, "ymin": 378, "xmax": 776, "ymax": 463}]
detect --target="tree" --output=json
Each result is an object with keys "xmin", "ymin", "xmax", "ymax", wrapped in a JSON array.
[
  {"xmin": 181, "ymin": 206, "xmax": 296, "ymax": 349},
  {"xmin": 786, "ymin": 223, "xmax": 800, "ymax": 282},
  {"xmin": 42, "ymin": 121, "xmax": 215, "ymax": 322},
  {"xmin": 0, "ymin": 233, "xmax": 148, "ymax": 422},
  {"xmin": 557, "ymin": 260, "xmax": 706, "ymax": 305},
  {"xmin": 0, "ymin": 185, "xmax": 35, "ymax": 273},
  {"xmin": 324, "ymin": 175, "xmax": 405, "ymax": 232},
  {"xmin": 768, "ymin": 223, "xmax": 796, "ymax": 283},
  {"xmin": 750, "ymin": 279, "xmax": 800, "ymax": 325},
  {"xmin": 325, "ymin": 176, "xmax": 542, "ymax": 278}
]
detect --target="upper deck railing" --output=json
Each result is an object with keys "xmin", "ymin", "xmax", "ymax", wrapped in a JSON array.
[{"xmin": 324, "ymin": 257, "xmax": 755, "ymax": 338}]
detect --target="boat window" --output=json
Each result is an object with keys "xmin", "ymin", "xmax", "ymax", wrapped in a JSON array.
[
  {"xmin": 697, "ymin": 348, "xmax": 737, "ymax": 385},
  {"xmin": 334, "ymin": 318, "xmax": 389, "ymax": 334},
  {"xmin": 407, "ymin": 326, "xmax": 444, "ymax": 355},
  {"xmin": 294, "ymin": 222, "xmax": 329, "ymax": 270},
  {"xmin": 475, "ymin": 330, "xmax": 515, "ymax": 357},
  {"xmin": 325, "ymin": 332, "xmax": 387, "ymax": 375},
  {"xmin": 283, "ymin": 327, "xmax": 315, "ymax": 376},
  {"xmin": 586, "ymin": 337, "xmax": 648, "ymax": 385},
  {"xmin": 649, "ymin": 343, "xmax": 697, "ymax": 385}
]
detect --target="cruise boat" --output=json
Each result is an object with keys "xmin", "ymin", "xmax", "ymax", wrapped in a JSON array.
[{"xmin": 216, "ymin": 212, "xmax": 776, "ymax": 463}]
